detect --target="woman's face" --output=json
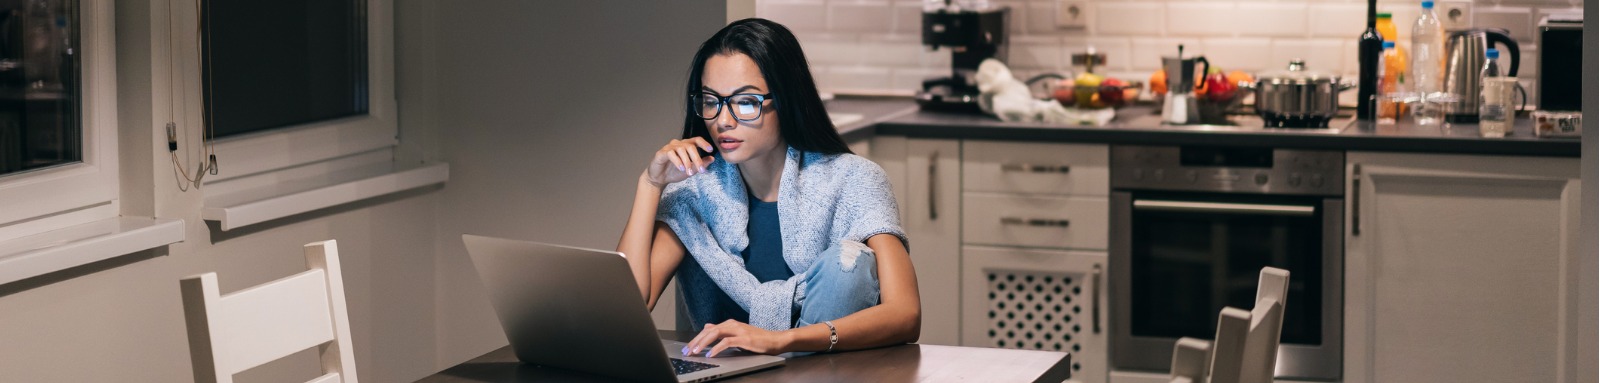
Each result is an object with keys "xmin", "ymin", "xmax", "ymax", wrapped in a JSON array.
[{"xmin": 701, "ymin": 52, "xmax": 781, "ymax": 165}]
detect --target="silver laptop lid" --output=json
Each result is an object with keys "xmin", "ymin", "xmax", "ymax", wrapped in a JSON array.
[{"xmin": 462, "ymin": 234, "xmax": 678, "ymax": 382}]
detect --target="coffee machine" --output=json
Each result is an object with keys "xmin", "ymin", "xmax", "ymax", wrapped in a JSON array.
[
  {"xmin": 916, "ymin": 3, "xmax": 1009, "ymax": 113},
  {"xmin": 1161, "ymin": 45, "xmax": 1208, "ymax": 125}
]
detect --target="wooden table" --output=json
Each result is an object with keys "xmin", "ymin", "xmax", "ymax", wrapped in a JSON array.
[{"xmin": 418, "ymin": 330, "xmax": 1073, "ymax": 382}]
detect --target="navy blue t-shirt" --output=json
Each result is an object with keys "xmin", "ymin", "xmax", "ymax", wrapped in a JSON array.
[{"xmin": 700, "ymin": 191, "xmax": 792, "ymax": 324}]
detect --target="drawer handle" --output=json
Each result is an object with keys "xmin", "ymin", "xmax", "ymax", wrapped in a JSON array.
[
  {"xmin": 999, "ymin": 217, "xmax": 1071, "ymax": 227},
  {"xmin": 1092, "ymin": 263, "xmax": 1101, "ymax": 334},
  {"xmin": 1000, "ymin": 163, "xmax": 1071, "ymax": 174},
  {"xmin": 929, "ymin": 151, "xmax": 938, "ymax": 221}
]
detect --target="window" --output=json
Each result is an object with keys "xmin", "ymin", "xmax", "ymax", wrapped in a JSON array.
[
  {"xmin": 0, "ymin": 0, "xmax": 82, "ymax": 176},
  {"xmin": 200, "ymin": 0, "xmax": 368, "ymax": 138},
  {"xmin": 0, "ymin": 0, "xmax": 115, "ymax": 237},
  {"xmin": 199, "ymin": 0, "xmax": 395, "ymax": 183}
]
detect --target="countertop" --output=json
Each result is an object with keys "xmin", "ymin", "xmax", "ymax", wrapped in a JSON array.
[{"xmin": 829, "ymin": 97, "xmax": 1580, "ymax": 157}]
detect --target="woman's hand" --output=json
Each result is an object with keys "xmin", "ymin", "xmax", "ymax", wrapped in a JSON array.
[
  {"xmin": 684, "ymin": 320, "xmax": 791, "ymax": 357},
  {"xmin": 644, "ymin": 137, "xmax": 715, "ymax": 189}
]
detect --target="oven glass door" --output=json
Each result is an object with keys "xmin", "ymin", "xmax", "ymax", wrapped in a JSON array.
[{"xmin": 1128, "ymin": 192, "xmax": 1325, "ymax": 346}]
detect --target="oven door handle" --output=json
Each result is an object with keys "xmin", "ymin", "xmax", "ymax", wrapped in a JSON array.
[{"xmin": 1133, "ymin": 200, "xmax": 1317, "ymax": 216}]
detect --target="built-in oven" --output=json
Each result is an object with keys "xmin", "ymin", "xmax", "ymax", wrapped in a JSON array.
[{"xmin": 1109, "ymin": 145, "xmax": 1342, "ymax": 381}]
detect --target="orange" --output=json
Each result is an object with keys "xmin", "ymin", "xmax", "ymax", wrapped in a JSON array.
[{"xmin": 1149, "ymin": 70, "xmax": 1167, "ymax": 96}]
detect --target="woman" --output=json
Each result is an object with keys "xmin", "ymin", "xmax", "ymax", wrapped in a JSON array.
[{"xmin": 616, "ymin": 18, "xmax": 920, "ymax": 358}]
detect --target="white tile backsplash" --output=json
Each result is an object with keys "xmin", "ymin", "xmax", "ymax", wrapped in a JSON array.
[
  {"xmin": 1201, "ymin": 38, "xmax": 1274, "ymax": 71},
  {"xmin": 1007, "ymin": 35, "xmax": 1066, "ymax": 70},
  {"xmin": 830, "ymin": 2, "xmax": 895, "ymax": 33},
  {"xmin": 1233, "ymin": 3, "xmax": 1310, "ymax": 37},
  {"xmin": 1474, "ymin": 6, "xmax": 1535, "ymax": 42},
  {"xmin": 755, "ymin": 0, "xmax": 1566, "ymax": 93},
  {"xmin": 1308, "ymin": 4, "xmax": 1367, "ymax": 38},
  {"xmin": 827, "ymin": 66, "xmax": 895, "ymax": 90},
  {"xmin": 764, "ymin": 1, "xmax": 828, "ymax": 33},
  {"xmin": 892, "ymin": 3, "xmax": 922, "ymax": 35},
  {"xmin": 1269, "ymin": 39, "xmax": 1347, "ymax": 74},
  {"xmin": 1027, "ymin": 2, "xmax": 1060, "ymax": 34},
  {"xmin": 1096, "ymin": 2, "xmax": 1165, "ymax": 36},
  {"xmin": 1166, "ymin": 3, "xmax": 1237, "ymax": 37}
]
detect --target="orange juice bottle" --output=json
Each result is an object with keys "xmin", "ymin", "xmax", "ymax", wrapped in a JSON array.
[
  {"xmin": 1378, "ymin": 41, "xmax": 1408, "ymax": 120},
  {"xmin": 1376, "ymin": 13, "xmax": 1409, "ymax": 67}
]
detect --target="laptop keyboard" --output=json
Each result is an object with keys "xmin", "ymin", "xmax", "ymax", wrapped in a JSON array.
[{"xmin": 670, "ymin": 358, "xmax": 720, "ymax": 375}]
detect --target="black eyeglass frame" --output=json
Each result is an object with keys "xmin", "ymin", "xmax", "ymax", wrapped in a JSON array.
[{"xmin": 691, "ymin": 92, "xmax": 775, "ymax": 122}]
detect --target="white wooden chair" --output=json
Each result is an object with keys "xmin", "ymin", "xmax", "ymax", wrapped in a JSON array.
[
  {"xmin": 181, "ymin": 240, "xmax": 358, "ymax": 383},
  {"xmin": 1169, "ymin": 267, "xmax": 1290, "ymax": 383}
]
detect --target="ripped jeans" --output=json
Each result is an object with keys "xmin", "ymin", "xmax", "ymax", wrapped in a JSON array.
[{"xmin": 794, "ymin": 241, "xmax": 881, "ymax": 327}]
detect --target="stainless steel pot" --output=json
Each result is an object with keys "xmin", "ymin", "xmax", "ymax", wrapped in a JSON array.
[{"xmin": 1253, "ymin": 60, "xmax": 1353, "ymax": 128}]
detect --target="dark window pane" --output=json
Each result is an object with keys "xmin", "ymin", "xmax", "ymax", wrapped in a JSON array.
[
  {"xmin": 202, "ymin": 0, "xmax": 367, "ymax": 138},
  {"xmin": 0, "ymin": 0, "xmax": 82, "ymax": 176}
]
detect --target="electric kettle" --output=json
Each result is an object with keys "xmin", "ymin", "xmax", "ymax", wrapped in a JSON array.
[{"xmin": 1443, "ymin": 28, "xmax": 1519, "ymax": 123}]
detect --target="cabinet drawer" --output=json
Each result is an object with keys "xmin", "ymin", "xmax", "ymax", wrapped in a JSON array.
[
  {"xmin": 961, "ymin": 246, "xmax": 1107, "ymax": 382},
  {"xmin": 963, "ymin": 193, "xmax": 1108, "ymax": 250},
  {"xmin": 963, "ymin": 140, "xmax": 1108, "ymax": 196}
]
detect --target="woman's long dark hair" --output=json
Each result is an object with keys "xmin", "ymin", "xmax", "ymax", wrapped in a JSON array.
[{"xmin": 682, "ymin": 18, "xmax": 851, "ymax": 155}]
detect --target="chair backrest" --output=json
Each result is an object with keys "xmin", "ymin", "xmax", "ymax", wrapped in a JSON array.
[
  {"xmin": 181, "ymin": 240, "xmax": 358, "ymax": 383},
  {"xmin": 1206, "ymin": 307, "xmax": 1252, "ymax": 383},
  {"xmin": 1238, "ymin": 267, "xmax": 1290, "ymax": 383}
]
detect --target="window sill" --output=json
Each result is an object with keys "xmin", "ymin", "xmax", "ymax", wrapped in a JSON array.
[
  {"xmin": 0, "ymin": 217, "xmax": 185, "ymax": 285},
  {"xmin": 202, "ymin": 162, "xmax": 449, "ymax": 231}
]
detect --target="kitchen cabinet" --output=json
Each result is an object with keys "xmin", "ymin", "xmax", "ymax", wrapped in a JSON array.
[
  {"xmin": 963, "ymin": 245, "xmax": 1107, "ymax": 382},
  {"xmin": 1344, "ymin": 152, "xmax": 1584, "ymax": 383},
  {"xmin": 961, "ymin": 140, "xmax": 1111, "ymax": 383},
  {"xmin": 873, "ymin": 137, "xmax": 963, "ymax": 346}
]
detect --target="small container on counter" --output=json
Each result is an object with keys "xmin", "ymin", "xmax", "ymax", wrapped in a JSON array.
[{"xmin": 1533, "ymin": 110, "xmax": 1582, "ymax": 138}]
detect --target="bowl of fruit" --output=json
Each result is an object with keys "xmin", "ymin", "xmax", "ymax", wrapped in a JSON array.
[{"xmin": 1052, "ymin": 72, "xmax": 1141, "ymax": 109}]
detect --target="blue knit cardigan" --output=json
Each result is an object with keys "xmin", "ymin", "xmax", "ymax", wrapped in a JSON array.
[{"xmin": 656, "ymin": 146, "xmax": 906, "ymax": 330}]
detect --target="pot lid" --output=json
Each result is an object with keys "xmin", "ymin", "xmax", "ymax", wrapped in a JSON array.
[{"xmin": 1257, "ymin": 60, "xmax": 1340, "ymax": 83}]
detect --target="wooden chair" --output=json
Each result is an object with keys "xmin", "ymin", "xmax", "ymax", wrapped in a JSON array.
[
  {"xmin": 181, "ymin": 240, "xmax": 358, "ymax": 383},
  {"xmin": 1169, "ymin": 267, "xmax": 1290, "ymax": 383}
]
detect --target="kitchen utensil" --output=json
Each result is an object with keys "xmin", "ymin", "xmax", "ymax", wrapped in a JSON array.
[
  {"xmin": 1160, "ymin": 45, "xmax": 1208, "ymax": 124},
  {"xmin": 1253, "ymin": 60, "xmax": 1353, "ymax": 128},
  {"xmin": 1537, "ymin": 14, "xmax": 1581, "ymax": 112},
  {"xmin": 1442, "ymin": 28, "xmax": 1519, "ymax": 123}
]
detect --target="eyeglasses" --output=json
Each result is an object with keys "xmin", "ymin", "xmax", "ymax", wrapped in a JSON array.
[{"xmin": 692, "ymin": 92, "xmax": 773, "ymax": 122}]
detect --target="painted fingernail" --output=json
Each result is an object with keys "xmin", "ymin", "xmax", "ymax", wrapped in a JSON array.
[{"xmin": 680, "ymin": 346, "xmax": 689, "ymax": 356}]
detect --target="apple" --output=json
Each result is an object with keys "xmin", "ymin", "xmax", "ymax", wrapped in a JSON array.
[
  {"xmin": 1099, "ymin": 78, "xmax": 1127, "ymax": 107},
  {"xmin": 1074, "ymin": 73, "xmax": 1105, "ymax": 108},
  {"xmin": 1053, "ymin": 79, "xmax": 1076, "ymax": 105},
  {"xmin": 1203, "ymin": 71, "xmax": 1236, "ymax": 102}
]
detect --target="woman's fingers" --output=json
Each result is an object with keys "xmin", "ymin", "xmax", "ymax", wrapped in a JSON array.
[
  {"xmin": 708, "ymin": 337, "xmax": 744, "ymax": 358},
  {"xmin": 661, "ymin": 148, "xmax": 685, "ymax": 174},
  {"xmin": 675, "ymin": 145, "xmax": 702, "ymax": 174},
  {"xmin": 687, "ymin": 324, "xmax": 720, "ymax": 355}
]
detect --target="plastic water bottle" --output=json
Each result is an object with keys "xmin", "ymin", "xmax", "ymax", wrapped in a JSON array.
[
  {"xmin": 1411, "ymin": 0, "xmax": 1445, "ymax": 125},
  {"xmin": 1479, "ymin": 49, "xmax": 1508, "ymax": 136}
]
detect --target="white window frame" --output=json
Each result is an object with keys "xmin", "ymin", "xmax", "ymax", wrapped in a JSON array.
[
  {"xmin": 198, "ymin": 0, "xmax": 397, "ymax": 184},
  {"xmin": 0, "ymin": 0, "xmax": 120, "ymax": 241}
]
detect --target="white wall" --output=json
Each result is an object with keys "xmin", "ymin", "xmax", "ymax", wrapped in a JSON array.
[
  {"xmin": 0, "ymin": 1, "xmax": 444, "ymax": 382},
  {"xmin": 764, "ymin": 0, "xmax": 1580, "ymax": 105},
  {"xmin": 422, "ymin": 0, "xmax": 727, "ymax": 367}
]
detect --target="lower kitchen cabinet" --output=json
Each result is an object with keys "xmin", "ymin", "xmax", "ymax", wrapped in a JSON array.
[
  {"xmin": 901, "ymin": 138, "xmax": 963, "ymax": 346},
  {"xmin": 962, "ymin": 246, "xmax": 1107, "ymax": 383},
  {"xmin": 1344, "ymin": 152, "xmax": 1584, "ymax": 383}
]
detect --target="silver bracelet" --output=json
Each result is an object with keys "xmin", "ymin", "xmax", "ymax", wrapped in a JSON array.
[{"xmin": 823, "ymin": 320, "xmax": 838, "ymax": 352}]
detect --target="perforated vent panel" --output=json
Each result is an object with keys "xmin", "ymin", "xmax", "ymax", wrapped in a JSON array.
[{"xmin": 986, "ymin": 271, "xmax": 1087, "ymax": 372}]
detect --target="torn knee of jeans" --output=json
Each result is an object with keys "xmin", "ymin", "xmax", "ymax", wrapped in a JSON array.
[{"xmin": 835, "ymin": 241, "xmax": 873, "ymax": 272}]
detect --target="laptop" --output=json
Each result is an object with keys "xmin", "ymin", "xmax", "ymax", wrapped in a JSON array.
[{"xmin": 462, "ymin": 234, "xmax": 785, "ymax": 382}]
